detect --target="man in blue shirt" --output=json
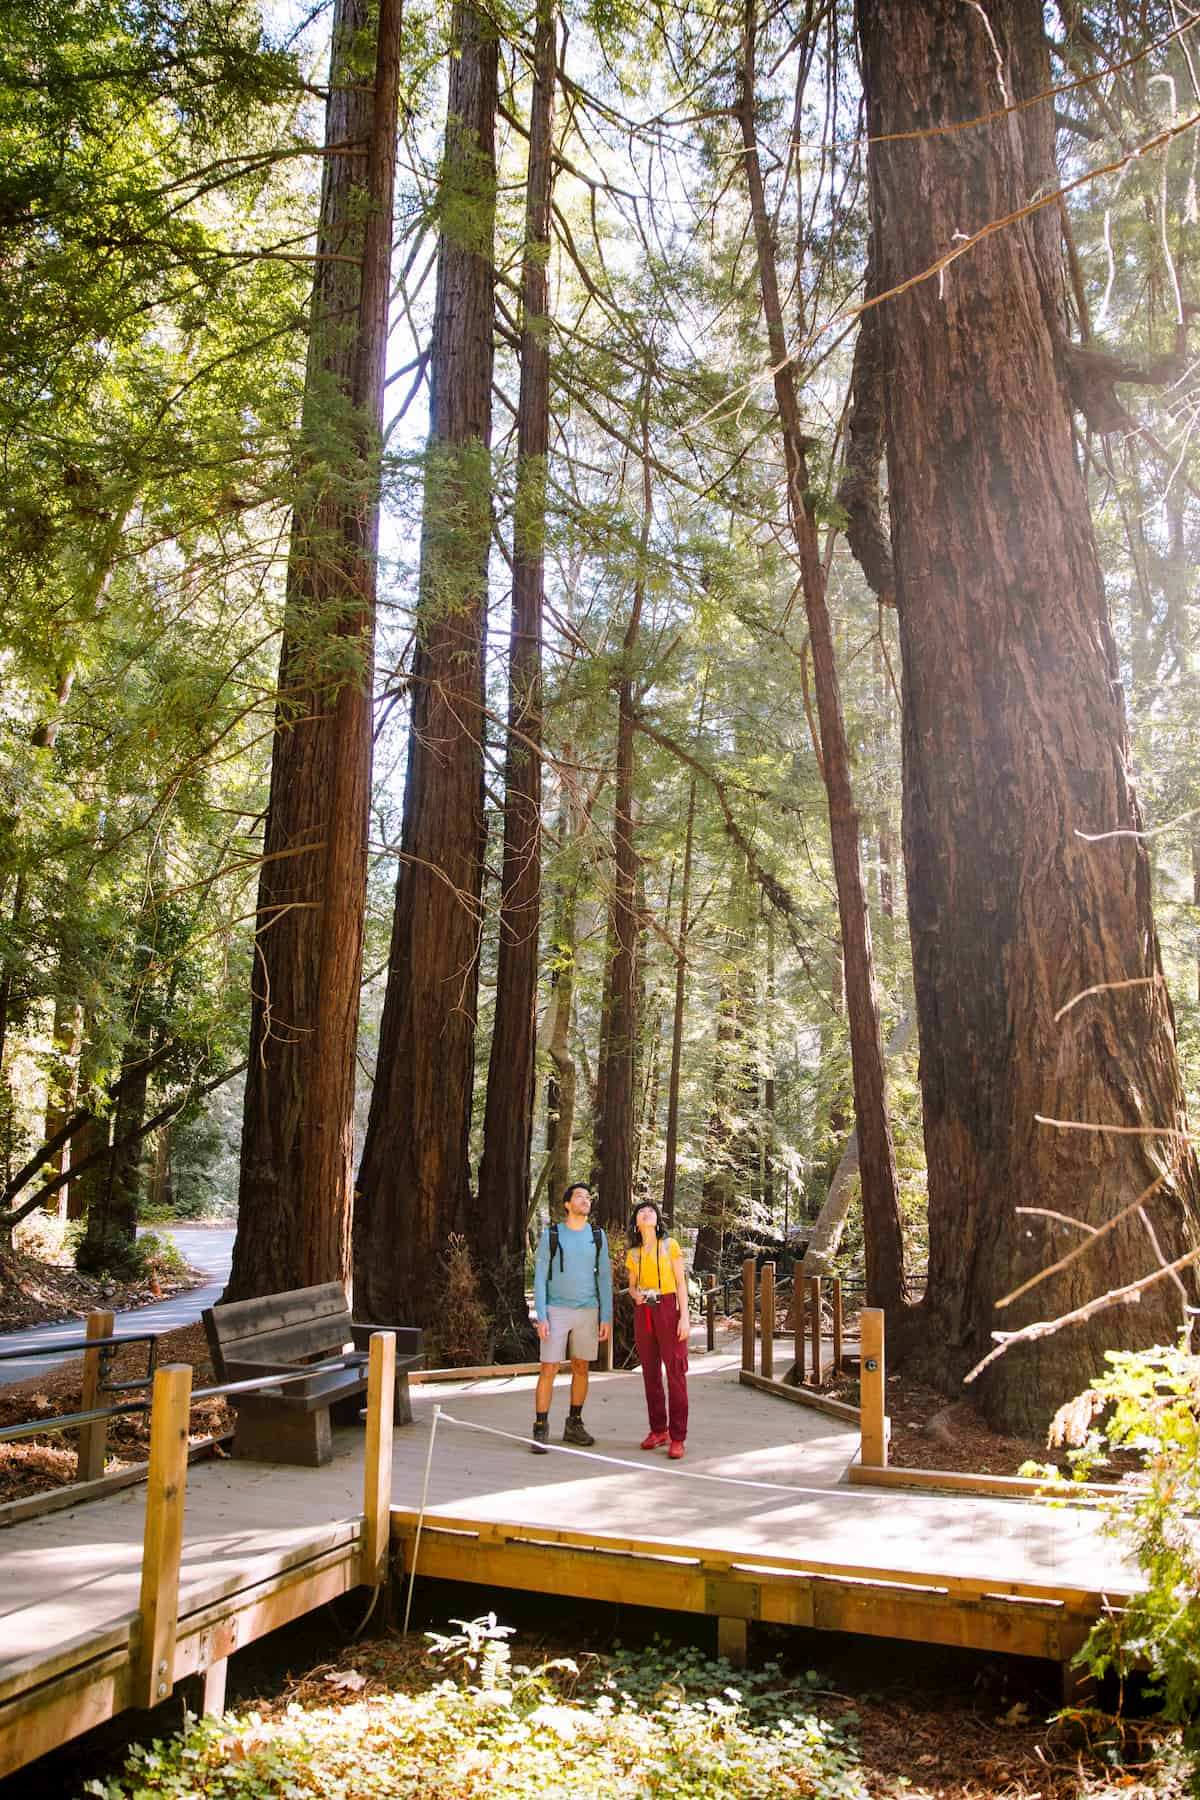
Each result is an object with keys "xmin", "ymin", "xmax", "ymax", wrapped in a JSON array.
[{"xmin": 531, "ymin": 1182, "xmax": 612, "ymax": 1452}]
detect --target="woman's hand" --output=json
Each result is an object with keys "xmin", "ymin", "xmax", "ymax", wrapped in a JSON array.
[
  {"xmin": 630, "ymin": 1286, "xmax": 645, "ymax": 1305},
  {"xmin": 677, "ymin": 1316, "xmax": 689, "ymax": 1342}
]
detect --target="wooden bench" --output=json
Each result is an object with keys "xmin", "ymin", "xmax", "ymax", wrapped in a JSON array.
[{"xmin": 202, "ymin": 1282, "xmax": 424, "ymax": 1467}]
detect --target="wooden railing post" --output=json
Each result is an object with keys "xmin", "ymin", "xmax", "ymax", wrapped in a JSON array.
[
  {"xmin": 860, "ymin": 1308, "xmax": 887, "ymax": 1467},
  {"xmin": 759, "ymin": 1263, "xmax": 775, "ymax": 1381},
  {"xmin": 78, "ymin": 1308, "xmax": 114, "ymax": 1483},
  {"xmin": 705, "ymin": 1275, "xmax": 717, "ymax": 1352},
  {"xmin": 741, "ymin": 1257, "xmax": 756, "ymax": 1374},
  {"xmin": 362, "ymin": 1330, "xmax": 396, "ymax": 1588},
  {"xmin": 792, "ymin": 1270, "xmax": 805, "ymax": 1383},
  {"xmin": 808, "ymin": 1278, "xmax": 824, "ymax": 1387},
  {"xmin": 134, "ymin": 1363, "xmax": 192, "ymax": 1708},
  {"xmin": 600, "ymin": 1328, "xmax": 614, "ymax": 1372},
  {"xmin": 831, "ymin": 1277, "xmax": 843, "ymax": 1375}
]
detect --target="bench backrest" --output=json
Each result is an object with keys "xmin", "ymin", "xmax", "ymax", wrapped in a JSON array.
[{"xmin": 204, "ymin": 1282, "xmax": 352, "ymax": 1375}]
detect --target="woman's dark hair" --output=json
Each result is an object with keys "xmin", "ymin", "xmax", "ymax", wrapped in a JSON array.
[
  {"xmin": 627, "ymin": 1200, "xmax": 666, "ymax": 1246},
  {"xmin": 560, "ymin": 1181, "xmax": 591, "ymax": 1209}
]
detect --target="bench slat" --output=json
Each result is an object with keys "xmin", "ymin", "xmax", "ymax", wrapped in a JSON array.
[
  {"xmin": 227, "ymin": 1319, "xmax": 352, "ymax": 1366},
  {"xmin": 206, "ymin": 1284, "xmax": 349, "ymax": 1350}
]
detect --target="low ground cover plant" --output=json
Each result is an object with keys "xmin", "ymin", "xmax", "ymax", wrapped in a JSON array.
[{"xmin": 87, "ymin": 1617, "xmax": 868, "ymax": 1799}]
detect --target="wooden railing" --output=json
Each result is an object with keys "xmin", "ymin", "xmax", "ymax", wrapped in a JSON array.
[
  {"xmin": 733, "ymin": 1263, "xmax": 888, "ymax": 1467},
  {"xmin": 3, "ymin": 1329, "xmax": 399, "ymax": 1718},
  {"xmin": 734, "ymin": 1258, "xmax": 851, "ymax": 1391}
]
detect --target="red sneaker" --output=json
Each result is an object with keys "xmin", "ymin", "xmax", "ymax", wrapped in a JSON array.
[
  {"xmin": 668, "ymin": 1440, "xmax": 685, "ymax": 1460},
  {"xmin": 640, "ymin": 1430, "xmax": 670, "ymax": 1450}
]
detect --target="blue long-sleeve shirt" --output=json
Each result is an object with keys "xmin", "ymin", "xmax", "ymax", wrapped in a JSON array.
[{"xmin": 534, "ymin": 1221, "xmax": 613, "ymax": 1324}]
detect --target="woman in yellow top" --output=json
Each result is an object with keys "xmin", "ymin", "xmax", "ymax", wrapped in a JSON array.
[{"xmin": 626, "ymin": 1201, "xmax": 689, "ymax": 1458}]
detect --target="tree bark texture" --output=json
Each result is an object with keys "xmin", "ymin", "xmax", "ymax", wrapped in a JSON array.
[
  {"xmin": 228, "ymin": 0, "xmax": 402, "ymax": 1302},
  {"xmin": 859, "ymin": 0, "xmax": 1200, "ymax": 1428},
  {"xmin": 739, "ymin": 0, "xmax": 906, "ymax": 1313},
  {"xmin": 692, "ymin": 866, "xmax": 755, "ymax": 1275},
  {"xmin": 354, "ymin": 1, "xmax": 498, "ymax": 1326},
  {"xmin": 544, "ymin": 795, "xmax": 580, "ymax": 1209},
  {"xmin": 474, "ymin": 0, "xmax": 556, "ymax": 1351},
  {"xmin": 661, "ymin": 775, "xmax": 697, "ymax": 1230},
  {"xmin": 592, "ymin": 383, "xmax": 651, "ymax": 1235},
  {"xmin": 42, "ymin": 995, "xmax": 81, "ymax": 1214}
]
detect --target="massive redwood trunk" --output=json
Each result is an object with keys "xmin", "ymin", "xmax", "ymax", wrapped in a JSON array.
[
  {"xmin": 859, "ymin": 0, "xmax": 1200, "ymax": 1429},
  {"xmin": 474, "ymin": 0, "xmax": 556, "ymax": 1353},
  {"xmin": 354, "ymin": 1, "xmax": 498, "ymax": 1326},
  {"xmin": 739, "ymin": 0, "xmax": 906, "ymax": 1313},
  {"xmin": 226, "ymin": 0, "xmax": 401, "ymax": 1300}
]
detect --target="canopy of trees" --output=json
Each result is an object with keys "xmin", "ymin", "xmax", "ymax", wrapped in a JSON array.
[{"xmin": 3, "ymin": 0, "xmax": 1199, "ymax": 1427}]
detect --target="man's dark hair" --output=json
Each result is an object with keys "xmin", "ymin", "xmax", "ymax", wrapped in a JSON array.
[
  {"xmin": 627, "ymin": 1200, "xmax": 666, "ymax": 1246},
  {"xmin": 561, "ymin": 1181, "xmax": 590, "ymax": 1209}
]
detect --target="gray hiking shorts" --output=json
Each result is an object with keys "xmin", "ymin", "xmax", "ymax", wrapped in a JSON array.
[{"xmin": 540, "ymin": 1304, "xmax": 600, "ymax": 1363}]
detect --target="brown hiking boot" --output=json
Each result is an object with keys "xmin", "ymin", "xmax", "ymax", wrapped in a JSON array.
[{"xmin": 562, "ymin": 1414, "xmax": 595, "ymax": 1447}]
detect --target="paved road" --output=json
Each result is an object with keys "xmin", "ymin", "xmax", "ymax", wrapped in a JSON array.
[{"xmin": 0, "ymin": 1224, "xmax": 234, "ymax": 1387}]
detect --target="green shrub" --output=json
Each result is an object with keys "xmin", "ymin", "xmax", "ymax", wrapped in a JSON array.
[
  {"xmin": 88, "ymin": 1617, "xmax": 869, "ymax": 1798},
  {"xmin": 1069, "ymin": 1339, "xmax": 1200, "ymax": 1784}
]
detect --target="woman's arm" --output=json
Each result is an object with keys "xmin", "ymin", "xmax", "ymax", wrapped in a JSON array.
[
  {"xmin": 627, "ymin": 1252, "xmax": 644, "ymax": 1304},
  {"xmin": 671, "ymin": 1248, "xmax": 689, "ymax": 1339}
]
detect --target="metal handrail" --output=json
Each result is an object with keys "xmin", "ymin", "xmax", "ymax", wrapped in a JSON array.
[
  {"xmin": 0, "ymin": 1354, "xmax": 369, "ymax": 1445},
  {"xmin": 0, "ymin": 1330, "xmax": 157, "ymax": 1362}
]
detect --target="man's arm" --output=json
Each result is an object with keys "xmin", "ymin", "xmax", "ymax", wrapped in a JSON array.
[
  {"xmin": 533, "ymin": 1227, "xmax": 550, "ymax": 1323},
  {"xmin": 598, "ymin": 1231, "xmax": 614, "ymax": 1326}
]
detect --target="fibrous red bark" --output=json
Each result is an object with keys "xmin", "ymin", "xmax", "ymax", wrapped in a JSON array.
[
  {"xmin": 227, "ymin": 0, "xmax": 401, "ymax": 1300},
  {"xmin": 859, "ymin": 0, "xmax": 1200, "ymax": 1429},
  {"xmin": 354, "ymin": 1, "xmax": 498, "ymax": 1326}
]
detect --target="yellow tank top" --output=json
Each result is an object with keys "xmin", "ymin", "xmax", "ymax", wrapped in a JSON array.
[{"xmin": 626, "ymin": 1237, "xmax": 681, "ymax": 1295}]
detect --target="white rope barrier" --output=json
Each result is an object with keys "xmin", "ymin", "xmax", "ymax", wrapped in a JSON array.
[
  {"xmin": 432, "ymin": 1407, "xmax": 886, "ymax": 1499},
  {"xmin": 402, "ymin": 1401, "xmax": 442, "ymax": 1636}
]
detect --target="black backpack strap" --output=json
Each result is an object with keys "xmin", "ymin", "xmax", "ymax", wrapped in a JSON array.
[{"xmin": 549, "ymin": 1220, "xmax": 563, "ymax": 1273}]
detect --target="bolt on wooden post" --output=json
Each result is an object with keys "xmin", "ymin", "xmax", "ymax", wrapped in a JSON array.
[
  {"xmin": 134, "ymin": 1363, "xmax": 192, "ymax": 1708},
  {"xmin": 859, "ymin": 1308, "xmax": 887, "ymax": 1468}
]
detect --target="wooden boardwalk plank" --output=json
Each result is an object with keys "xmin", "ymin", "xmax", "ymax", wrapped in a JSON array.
[{"xmin": 0, "ymin": 1353, "xmax": 1138, "ymax": 1736}]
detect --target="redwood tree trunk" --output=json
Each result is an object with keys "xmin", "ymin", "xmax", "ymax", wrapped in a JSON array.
[
  {"xmin": 227, "ymin": 0, "xmax": 401, "ymax": 1301},
  {"xmin": 354, "ymin": 1, "xmax": 498, "ymax": 1325},
  {"xmin": 859, "ymin": 0, "xmax": 1200, "ymax": 1429},
  {"xmin": 592, "ymin": 385, "xmax": 651, "ymax": 1235},
  {"xmin": 475, "ymin": 0, "xmax": 556, "ymax": 1352},
  {"xmin": 545, "ymin": 787, "xmax": 580, "ymax": 1208},
  {"xmin": 661, "ymin": 774, "xmax": 697, "ymax": 1230},
  {"xmin": 739, "ymin": 0, "xmax": 906, "ymax": 1312}
]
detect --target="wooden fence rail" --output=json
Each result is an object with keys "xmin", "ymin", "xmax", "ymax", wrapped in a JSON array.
[{"xmin": 737, "ymin": 1263, "xmax": 848, "ymax": 1389}]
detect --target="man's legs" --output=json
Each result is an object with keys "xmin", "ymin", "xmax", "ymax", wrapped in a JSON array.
[
  {"xmin": 569, "ymin": 1358, "xmax": 589, "ymax": 1408},
  {"xmin": 531, "ymin": 1360, "xmax": 558, "ymax": 1453},
  {"xmin": 535, "ymin": 1362, "xmax": 559, "ymax": 1415}
]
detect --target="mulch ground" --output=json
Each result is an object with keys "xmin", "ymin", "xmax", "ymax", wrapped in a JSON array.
[
  {"xmin": 0, "ymin": 1237, "xmax": 204, "ymax": 1333},
  {"xmin": 0, "ymin": 1315, "xmax": 231, "ymax": 1503}
]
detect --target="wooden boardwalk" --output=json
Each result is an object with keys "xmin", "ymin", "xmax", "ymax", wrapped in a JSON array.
[{"xmin": 0, "ymin": 1349, "xmax": 1139, "ymax": 1780}]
